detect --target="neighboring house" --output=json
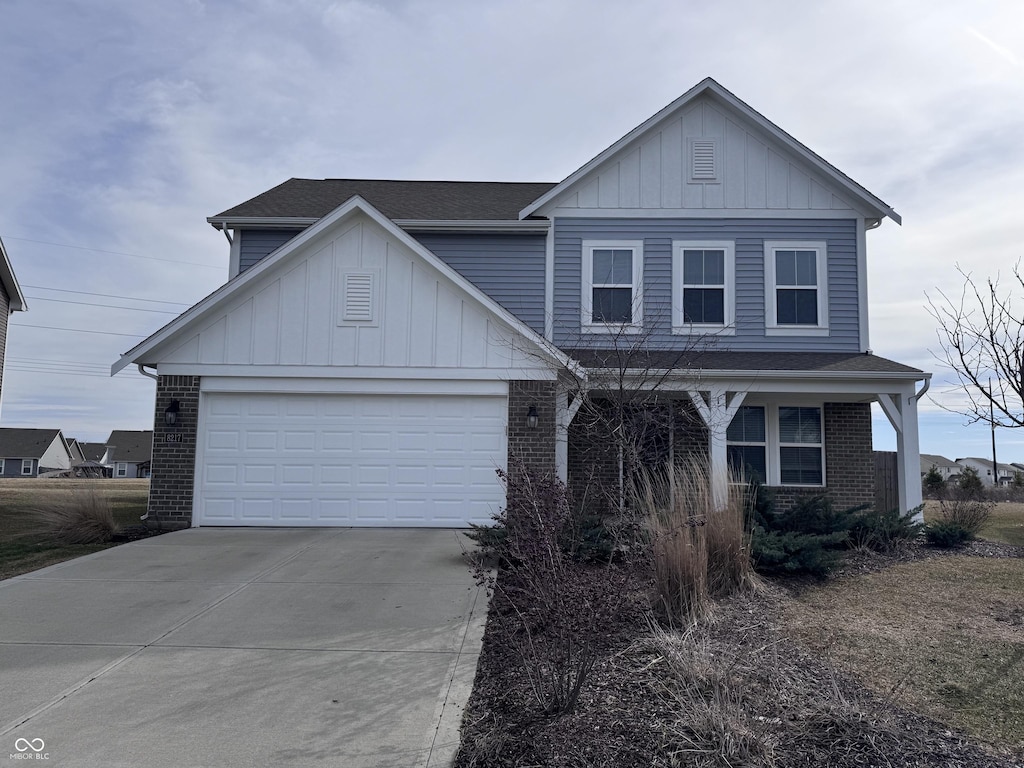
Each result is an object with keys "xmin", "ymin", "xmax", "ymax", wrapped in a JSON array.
[
  {"xmin": 66, "ymin": 438, "xmax": 86, "ymax": 463},
  {"xmin": 0, "ymin": 238, "xmax": 27, "ymax": 418},
  {"xmin": 920, "ymin": 454, "xmax": 960, "ymax": 482},
  {"xmin": 955, "ymin": 457, "xmax": 1017, "ymax": 487},
  {"xmin": 0, "ymin": 428, "xmax": 73, "ymax": 477},
  {"xmin": 112, "ymin": 77, "xmax": 929, "ymax": 529},
  {"xmin": 76, "ymin": 442, "xmax": 107, "ymax": 462},
  {"xmin": 101, "ymin": 430, "xmax": 153, "ymax": 478}
]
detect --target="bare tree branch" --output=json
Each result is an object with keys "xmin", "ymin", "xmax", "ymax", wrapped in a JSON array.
[{"xmin": 927, "ymin": 263, "xmax": 1024, "ymax": 428}]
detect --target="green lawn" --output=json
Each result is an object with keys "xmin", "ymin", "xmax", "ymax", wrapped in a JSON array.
[{"xmin": 0, "ymin": 479, "xmax": 149, "ymax": 580}]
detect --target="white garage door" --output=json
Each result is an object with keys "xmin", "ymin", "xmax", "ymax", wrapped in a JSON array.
[{"xmin": 195, "ymin": 392, "xmax": 507, "ymax": 527}]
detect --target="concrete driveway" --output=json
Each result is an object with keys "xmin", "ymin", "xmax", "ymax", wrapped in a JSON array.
[{"xmin": 0, "ymin": 528, "xmax": 487, "ymax": 767}]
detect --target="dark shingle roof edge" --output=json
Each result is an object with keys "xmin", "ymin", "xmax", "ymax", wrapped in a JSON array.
[
  {"xmin": 210, "ymin": 179, "xmax": 558, "ymax": 223},
  {"xmin": 568, "ymin": 350, "xmax": 925, "ymax": 376}
]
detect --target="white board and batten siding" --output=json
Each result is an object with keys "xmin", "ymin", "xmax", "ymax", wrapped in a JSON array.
[
  {"xmin": 546, "ymin": 96, "xmax": 859, "ymax": 216},
  {"xmin": 158, "ymin": 212, "xmax": 554, "ymax": 378},
  {"xmin": 148, "ymin": 209, "xmax": 558, "ymax": 527}
]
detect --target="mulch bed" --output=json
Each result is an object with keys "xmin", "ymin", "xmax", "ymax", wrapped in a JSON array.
[
  {"xmin": 455, "ymin": 543, "xmax": 1024, "ymax": 768},
  {"xmin": 109, "ymin": 524, "xmax": 173, "ymax": 543}
]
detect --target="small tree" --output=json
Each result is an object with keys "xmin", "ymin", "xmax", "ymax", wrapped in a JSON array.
[
  {"xmin": 928, "ymin": 264, "xmax": 1024, "ymax": 429},
  {"xmin": 957, "ymin": 465, "xmax": 984, "ymax": 496},
  {"xmin": 922, "ymin": 465, "xmax": 945, "ymax": 495}
]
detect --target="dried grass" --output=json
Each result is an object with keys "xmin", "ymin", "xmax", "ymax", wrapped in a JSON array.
[
  {"xmin": 26, "ymin": 490, "xmax": 117, "ymax": 544},
  {"xmin": 635, "ymin": 458, "xmax": 757, "ymax": 625}
]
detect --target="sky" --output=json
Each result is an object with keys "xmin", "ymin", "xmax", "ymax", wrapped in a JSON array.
[{"xmin": 0, "ymin": 0, "xmax": 1023, "ymax": 461}]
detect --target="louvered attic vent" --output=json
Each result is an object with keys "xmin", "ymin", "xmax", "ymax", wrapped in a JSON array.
[
  {"xmin": 343, "ymin": 272, "xmax": 375, "ymax": 321},
  {"xmin": 690, "ymin": 139, "xmax": 717, "ymax": 181}
]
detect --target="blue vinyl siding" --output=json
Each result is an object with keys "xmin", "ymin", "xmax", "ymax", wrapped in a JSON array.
[
  {"xmin": 238, "ymin": 229, "xmax": 301, "ymax": 273},
  {"xmin": 555, "ymin": 218, "xmax": 860, "ymax": 352},
  {"xmin": 413, "ymin": 233, "xmax": 547, "ymax": 334}
]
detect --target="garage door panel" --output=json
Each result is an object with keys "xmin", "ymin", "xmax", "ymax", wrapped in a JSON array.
[{"xmin": 197, "ymin": 392, "xmax": 507, "ymax": 527}]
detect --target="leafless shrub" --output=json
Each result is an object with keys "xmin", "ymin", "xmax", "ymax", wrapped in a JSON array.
[
  {"xmin": 935, "ymin": 487, "xmax": 994, "ymax": 536},
  {"xmin": 27, "ymin": 490, "xmax": 117, "ymax": 544},
  {"xmin": 635, "ymin": 458, "xmax": 756, "ymax": 625},
  {"xmin": 469, "ymin": 466, "xmax": 637, "ymax": 716}
]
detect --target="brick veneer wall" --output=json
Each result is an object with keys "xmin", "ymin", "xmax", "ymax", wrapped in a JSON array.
[
  {"xmin": 147, "ymin": 375, "xmax": 200, "ymax": 528},
  {"xmin": 822, "ymin": 401, "xmax": 875, "ymax": 510},
  {"xmin": 507, "ymin": 380, "xmax": 557, "ymax": 480}
]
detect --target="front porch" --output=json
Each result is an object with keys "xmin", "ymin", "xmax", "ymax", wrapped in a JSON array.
[{"xmin": 553, "ymin": 351, "xmax": 929, "ymax": 519}]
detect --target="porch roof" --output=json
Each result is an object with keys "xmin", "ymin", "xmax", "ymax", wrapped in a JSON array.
[{"xmin": 570, "ymin": 350, "xmax": 924, "ymax": 377}]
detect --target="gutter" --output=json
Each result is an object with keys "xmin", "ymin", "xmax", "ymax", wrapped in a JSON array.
[{"xmin": 206, "ymin": 216, "xmax": 551, "ymax": 234}]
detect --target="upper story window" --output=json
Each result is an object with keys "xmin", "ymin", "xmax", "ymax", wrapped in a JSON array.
[
  {"xmin": 764, "ymin": 241, "xmax": 828, "ymax": 336},
  {"xmin": 673, "ymin": 241, "xmax": 734, "ymax": 335},
  {"xmin": 581, "ymin": 240, "xmax": 643, "ymax": 333}
]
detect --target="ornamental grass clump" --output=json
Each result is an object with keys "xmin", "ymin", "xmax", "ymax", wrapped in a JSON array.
[
  {"xmin": 28, "ymin": 489, "xmax": 117, "ymax": 544},
  {"xmin": 635, "ymin": 458, "xmax": 756, "ymax": 625}
]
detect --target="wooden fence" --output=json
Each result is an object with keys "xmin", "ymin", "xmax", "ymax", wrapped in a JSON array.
[{"xmin": 874, "ymin": 451, "xmax": 899, "ymax": 512}]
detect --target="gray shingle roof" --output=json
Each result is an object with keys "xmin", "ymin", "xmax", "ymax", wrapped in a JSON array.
[
  {"xmin": 568, "ymin": 350, "xmax": 923, "ymax": 375},
  {"xmin": 105, "ymin": 431, "xmax": 153, "ymax": 464},
  {"xmin": 76, "ymin": 442, "xmax": 107, "ymax": 462},
  {"xmin": 211, "ymin": 179, "xmax": 558, "ymax": 222},
  {"xmin": 0, "ymin": 428, "xmax": 64, "ymax": 458}
]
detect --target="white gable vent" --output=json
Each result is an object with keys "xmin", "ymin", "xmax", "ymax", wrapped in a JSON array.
[
  {"xmin": 342, "ymin": 271, "xmax": 376, "ymax": 323},
  {"xmin": 689, "ymin": 138, "xmax": 718, "ymax": 181}
]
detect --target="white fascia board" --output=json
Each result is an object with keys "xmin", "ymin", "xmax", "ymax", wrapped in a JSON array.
[
  {"xmin": 116, "ymin": 196, "xmax": 576, "ymax": 377},
  {"xmin": 207, "ymin": 216, "xmax": 316, "ymax": 229},
  {"xmin": 0, "ymin": 237, "xmax": 27, "ymax": 312},
  {"xmin": 208, "ymin": 216, "xmax": 550, "ymax": 234},
  {"xmin": 199, "ymin": 376, "xmax": 512, "ymax": 397},
  {"xmin": 158, "ymin": 365, "xmax": 558, "ymax": 381},
  {"xmin": 547, "ymin": 208, "xmax": 865, "ymax": 220},
  {"xmin": 396, "ymin": 219, "xmax": 550, "ymax": 233},
  {"xmin": 520, "ymin": 78, "xmax": 901, "ymax": 226},
  {"xmin": 588, "ymin": 368, "xmax": 930, "ymax": 395}
]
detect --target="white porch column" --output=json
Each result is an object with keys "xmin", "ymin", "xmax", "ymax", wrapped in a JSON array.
[
  {"xmin": 877, "ymin": 386, "xmax": 924, "ymax": 521},
  {"xmin": 687, "ymin": 387, "xmax": 746, "ymax": 510},
  {"xmin": 555, "ymin": 388, "xmax": 583, "ymax": 484}
]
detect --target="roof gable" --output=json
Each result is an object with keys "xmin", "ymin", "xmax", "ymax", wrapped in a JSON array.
[
  {"xmin": 0, "ymin": 238, "xmax": 27, "ymax": 312},
  {"xmin": 0, "ymin": 428, "xmax": 63, "ymax": 458},
  {"xmin": 115, "ymin": 197, "xmax": 572, "ymax": 375},
  {"xmin": 520, "ymin": 78, "xmax": 900, "ymax": 224}
]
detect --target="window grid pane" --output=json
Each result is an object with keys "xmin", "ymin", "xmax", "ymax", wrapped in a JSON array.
[
  {"xmin": 682, "ymin": 287, "xmax": 724, "ymax": 324},
  {"xmin": 729, "ymin": 445, "xmax": 766, "ymax": 483},
  {"xmin": 592, "ymin": 287, "xmax": 633, "ymax": 323},
  {"xmin": 776, "ymin": 288, "xmax": 818, "ymax": 325},
  {"xmin": 727, "ymin": 406, "xmax": 766, "ymax": 443},
  {"xmin": 780, "ymin": 446, "xmax": 823, "ymax": 485},
  {"xmin": 593, "ymin": 249, "xmax": 633, "ymax": 285},
  {"xmin": 779, "ymin": 407, "xmax": 822, "ymax": 444}
]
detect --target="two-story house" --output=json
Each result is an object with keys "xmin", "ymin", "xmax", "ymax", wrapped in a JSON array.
[{"xmin": 113, "ymin": 78, "xmax": 929, "ymax": 528}]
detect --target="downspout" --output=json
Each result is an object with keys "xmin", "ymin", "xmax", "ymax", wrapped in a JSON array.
[{"xmin": 914, "ymin": 376, "xmax": 930, "ymax": 401}]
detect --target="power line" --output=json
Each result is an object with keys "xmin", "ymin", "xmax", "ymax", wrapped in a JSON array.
[
  {"xmin": 10, "ymin": 323, "xmax": 148, "ymax": 338},
  {"xmin": 21, "ymin": 285, "xmax": 191, "ymax": 306},
  {"xmin": 24, "ymin": 295, "xmax": 182, "ymax": 314},
  {"xmin": 0, "ymin": 235, "xmax": 223, "ymax": 270},
  {"xmin": 6, "ymin": 367, "xmax": 132, "ymax": 379}
]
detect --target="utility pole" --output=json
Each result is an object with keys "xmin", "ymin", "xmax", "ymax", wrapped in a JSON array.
[{"xmin": 990, "ymin": 377, "xmax": 998, "ymax": 488}]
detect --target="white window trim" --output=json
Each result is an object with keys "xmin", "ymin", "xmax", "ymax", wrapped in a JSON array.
[
  {"xmin": 727, "ymin": 400, "xmax": 826, "ymax": 488},
  {"xmin": 764, "ymin": 241, "xmax": 829, "ymax": 336},
  {"xmin": 0, "ymin": 459, "xmax": 5, "ymax": 474},
  {"xmin": 581, "ymin": 240, "xmax": 644, "ymax": 334},
  {"xmin": 726, "ymin": 405, "xmax": 766, "ymax": 483},
  {"xmin": 21, "ymin": 459, "xmax": 33, "ymax": 476},
  {"xmin": 672, "ymin": 240, "xmax": 735, "ymax": 335},
  {"xmin": 116, "ymin": 462, "xmax": 129, "ymax": 478}
]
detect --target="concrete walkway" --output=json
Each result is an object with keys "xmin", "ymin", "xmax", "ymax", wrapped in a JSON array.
[{"xmin": 0, "ymin": 528, "xmax": 487, "ymax": 767}]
